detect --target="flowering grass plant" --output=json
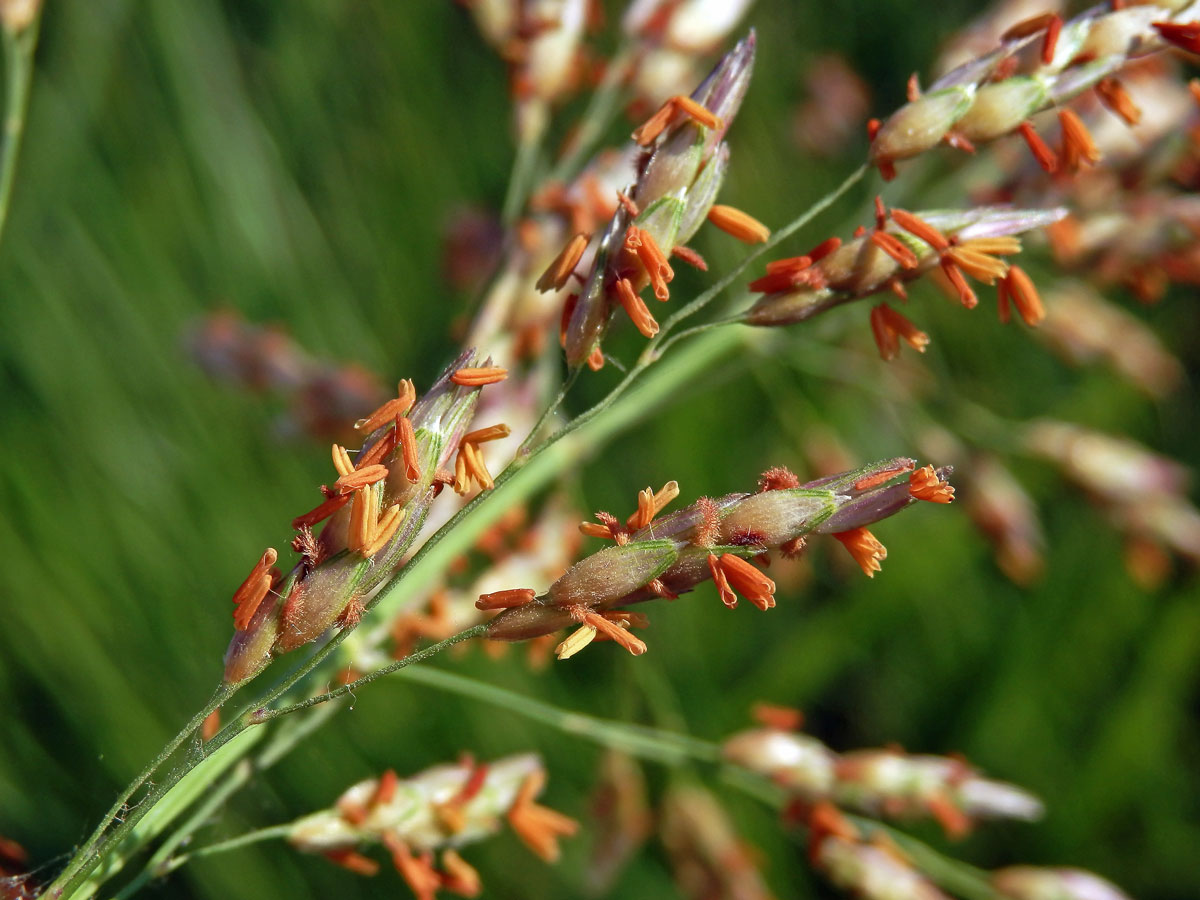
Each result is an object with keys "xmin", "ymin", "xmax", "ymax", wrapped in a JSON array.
[{"xmin": 1, "ymin": 2, "xmax": 1198, "ymax": 899}]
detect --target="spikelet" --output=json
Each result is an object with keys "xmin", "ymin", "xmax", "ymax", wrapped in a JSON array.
[
  {"xmin": 725, "ymin": 722, "xmax": 1042, "ymax": 838},
  {"xmin": 223, "ymin": 351, "xmax": 492, "ymax": 684},
  {"xmin": 289, "ymin": 754, "xmax": 577, "ymax": 895},
  {"xmin": 743, "ymin": 204, "xmax": 1064, "ymax": 340},
  {"xmin": 868, "ymin": 3, "xmax": 1200, "ymax": 177},
  {"xmin": 486, "ymin": 458, "xmax": 954, "ymax": 654},
  {"xmin": 564, "ymin": 34, "xmax": 759, "ymax": 367}
]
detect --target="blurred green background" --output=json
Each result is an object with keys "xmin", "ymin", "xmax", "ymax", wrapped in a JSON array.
[{"xmin": 1, "ymin": 1, "xmax": 1198, "ymax": 898}]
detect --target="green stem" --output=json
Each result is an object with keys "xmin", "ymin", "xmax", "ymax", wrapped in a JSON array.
[
  {"xmin": 110, "ymin": 760, "xmax": 254, "ymax": 900},
  {"xmin": 0, "ymin": 17, "xmax": 40, "ymax": 248},
  {"xmin": 48, "ymin": 683, "xmax": 235, "ymax": 898},
  {"xmin": 160, "ymin": 824, "xmax": 295, "ymax": 874},
  {"xmin": 649, "ymin": 164, "xmax": 869, "ymax": 350},
  {"xmin": 113, "ymin": 701, "xmax": 341, "ymax": 898},
  {"xmin": 399, "ymin": 664, "xmax": 719, "ymax": 765},
  {"xmin": 514, "ymin": 364, "xmax": 583, "ymax": 459},
  {"xmin": 254, "ymin": 624, "xmax": 489, "ymax": 722}
]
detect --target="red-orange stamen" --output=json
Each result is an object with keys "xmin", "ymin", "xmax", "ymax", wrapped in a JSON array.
[
  {"xmin": 749, "ymin": 268, "xmax": 818, "ymax": 293},
  {"xmin": 718, "ymin": 553, "xmax": 776, "ymax": 611},
  {"xmin": 506, "ymin": 771, "xmax": 580, "ymax": 861},
  {"xmin": 356, "ymin": 380, "xmax": 416, "ymax": 433},
  {"xmin": 869, "ymin": 304, "xmax": 899, "ymax": 361},
  {"xmin": 833, "ymin": 527, "xmax": 887, "ymax": 577},
  {"xmin": 324, "ymin": 848, "xmax": 380, "ymax": 877},
  {"xmin": 671, "ymin": 245, "xmax": 708, "ymax": 271},
  {"xmin": 292, "ymin": 491, "xmax": 351, "ymax": 530},
  {"xmin": 441, "ymin": 850, "xmax": 481, "ymax": 896},
  {"xmin": 870, "ymin": 231, "xmax": 919, "ymax": 269},
  {"xmin": 630, "ymin": 226, "xmax": 674, "ymax": 300},
  {"xmin": 1058, "ymin": 109, "xmax": 1101, "ymax": 171},
  {"xmin": 1018, "ymin": 121, "xmax": 1059, "ymax": 173},
  {"xmin": 889, "ymin": 208, "xmax": 949, "ymax": 251},
  {"xmin": 584, "ymin": 610, "xmax": 648, "ymax": 655},
  {"xmin": 451, "ymin": 366, "xmax": 508, "ymax": 386},
  {"xmin": 867, "ymin": 118, "xmax": 897, "ymax": 180},
  {"xmin": 765, "ymin": 255, "xmax": 813, "ymax": 275},
  {"xmin": 874, "ymin": 195, "xmax": 888, "ymax": 231},
  {"xmin": 806, "ymin": 236, "xmax": 842, "ymax": 263},
  {"xmin": 940, "ymin": 260, "xmax": 978, "ymax": 309},
  {"xmin": 382, "ymin": 835, "xmax": 439, "ymax": 900},
  {"xmin": 997, "ymin": 275, "xmax": 1012, "ymax": 324},
  {"xmin": 1001, "ymin": 12, "xmax": 1058, "ymax": 41},
  {"xmin": 707, "ymin": 204, "xmax": 771, "ymax": 244},
  {"xmin": 536, "ymin": 232, "xmax": 591, "ymax": 293},
  {"xmin": 632, "ymin": 94, "xmax": 722, "ymax": 145},
  {"xmin": 476, "ymin": 588, "xmax": 537, "ymax": 610},
  {"xmin": 398, "ymin": 416, "xmax": 421, "ymax": 483},
  {"xmin": 853, "ymin": 460, "xmax": 916, "ymax": 491},
  {"xmin": 1096, "ymin": 77, "xmax": 1141, "ymax": 126},
  {"xmin": 231, "ymin": 548, "xmax": 277, "ymax": 631},
  {"xmin": 463, "ymin": 423, "xmax": 511, "ymax": 444},
  {"xmin": 334, "ymin": 463, "xmax": 389, "ymax": 494},
  {"xmin": 909, "ymin": 464, "xmax": 955, "ymax": 503},
  {"xmin": 626, "ymin": 480, "xmax": 680, "ymax": 531},
  {"xmin": 559, "ymin": 293, "xmax": 578, "ymax": 348},
  {"xmin": 631, "ymin": 100, "xmax": 675, "ymax": 145},
  {"xmin": 707, "ymin": 552, "xmax": 736, "ymax": 607},
  {"xmin": 373, "ymin": 769, "xmax": 399, "ymax": 806},
  {"xmin": 1153, "ymin": 20, "xmax": 1200, "ymax": 55},
  {"xmin": 1042, "ymin": 14, "xmax": 1062, "ymax": 65},
  {"xmin": 579, "ymin": 520, "xmax": 616, "ymax": 540},
  {"xmin": 615, "ymin": 277, "xmax": 659, "ymax": 338},
  {"xmin": 883, "ymin": 304, "xmax": 929, "ymax": 352},
  {"xmin": 672, "ymin": 94, "xmax": 722, "ymax": 130},
  {"xmin": 356, "ymin": 426, "xmax": 400, "ymax": 470},
  {"xmin": 1003, "ymin": 265, "xmax": 1044, "ymax": 326},
  {"xmin": 752, "ymin": 702, "xmax": 805, "ymax": 731}
]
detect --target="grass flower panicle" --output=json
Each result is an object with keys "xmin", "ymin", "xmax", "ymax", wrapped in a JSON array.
[
  {"xmin": 807, "ymin": 803, "xmax": 951, "ymax": 900},
  {"xmin": 992, "ymin": 866, "xmax": 1132, "ymax": 900},
  {"xmin": 743, "ymin": 204, "xmax": 1066, "ymax": 356},
  {"xmin": 223, "ymin": 351, "xmax": 494, "ymax": 683},
  {"xmin": 661, "ymin": 784, "xmax": 774, "ymax": 900},
  {"xmin": 484, "ymin": 458, "xmax": 953, "ymax": 655},
  {"xmin": 724, "ymin": 724, "xmax": 1044, "ymax": 838},
  {"xmin": 868, "ymin": 1, "xmax": 1200, "ymax": 178},
  {"xmin": 563, "ymin": 34, "xmax": 759, "ymax": 366},
  {"xmin": 288, "ymin": 753, "xmax": 577, "ymax": 897}
]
